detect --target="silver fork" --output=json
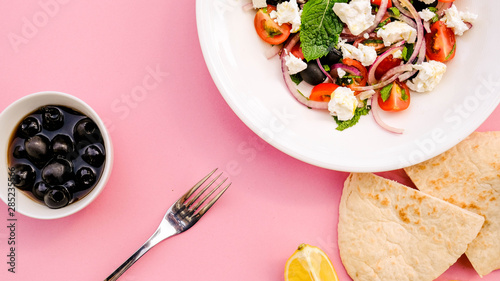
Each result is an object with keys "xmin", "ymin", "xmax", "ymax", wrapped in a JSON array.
[{"xmin": 104, "ymin": 168, "xmax": 231, "ymax": 281}]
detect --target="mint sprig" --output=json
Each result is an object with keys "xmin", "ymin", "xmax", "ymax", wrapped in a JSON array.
[
  {"xmin": 300, "ymin": 0, "xmax": 347, "ymax": 61},
  {"xmin": 333, "ymin": 101, "xmax": 371, "ymax": 131}
]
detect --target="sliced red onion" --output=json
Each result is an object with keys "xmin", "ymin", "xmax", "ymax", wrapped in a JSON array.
[
  {"xmin": 392, "ymin": 0, "xmax": 414, "ymax": 19},
  {"xmin": 397, "ymin": 0, "xmax": 424, "ymax": 65},
  {"xmin": 331, "ymin": 63, "xmax": 361, "ymax": 76},
  {"xmin": 423, "ymin": 21, "xmax": 431, "ymax": 33},
  {"xmin": 358, "ymin": 89, "xmax": 376, "ymax": 100},
  {"xmin": 353, "ymin": 73, "xmax": 399, "ymax": 91},
  {"xmin": 436, "ymin": 2, "xmax": 452, "ymax": 17},
  {"xmin": 396, "ymin": 14, "xmax": 418, "ymax": 29},
  {"xmin": 380, "ymin": 64, "xmax": 413, "ymax": 82},
  {"xmin": 367, "ymin": 42, "xmax": 405, "ymax": 85},
  {"xmin": 265, "ymin": 45, "xmax": 282, "ymax": 59},
  {"xmin": 316, "ymin": 59, "xmax": 335, "ymax": 82},
  {"xmin": 398, "ymin": 37, "xmax": 426, "ymax": 82},
  {"xmin": 280, "ymin": 55, "xmax": 329, "ymax": 110},
  {"xmin": 283, "ymin": 33, "xmax": 300, "ymax": 53},
  {"xmin": 364, "ymin": 0, "xmax": 389, "ymax": 34},
  {"xmin": 371, "ymin": 93, "xmax": 404, "ymax": 134}
]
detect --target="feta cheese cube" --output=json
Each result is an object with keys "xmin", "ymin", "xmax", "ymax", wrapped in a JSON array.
[
  {"xmin": 418, "ymin": 8, "xmax": 436, "ymax": 22},
  {"xmin": 333, "ymin": 0, "xmax": 375, "ymax": 36},
  {"xmin": 328, "ymin": 87, "xmax": 359, "ymax": 121},
  {"xmin": 406, "ymin": 60, "xmax": 447, "ymax": 92},
  {"xmin": 416, "ymin": 0, "xmax": 436, "ymax": 4},
  {"xmin": 393, "ymin": 49, "xmax": 403, "ymax": 59},
  {"xmin": 377, "ymin": 21, "xmax": 417, "ymax": 46},
  {"xmin": 337, "ymin": 68, "xmax": 347, "ymax": 79},
  {"xmin": 284, "ymin": 52, "xmax": 307, "ymax": 75},
  {"xmin": 252, "ymin": 0, "xmax": 267, "ymax": 9},
  {"xmin": 269, "ymin": 0, "xmax": 302, "ymax": 33},
  {"xmin": 338, "ymin": 42, "xmax": 377, "ymax": 67},
  {"xmin": 443, "ymin": 4, "xmax": 478, "ymax": 36}
]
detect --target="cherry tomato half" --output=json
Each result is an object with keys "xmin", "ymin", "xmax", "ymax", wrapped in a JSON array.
[
  {"xmin": 375, "ymin": 55, "xmax": 403, "ymax": 80},
  {"xmin": 291, "ymin": 42, "xmax": 304, "ymax": 60},
  {"xmin": 254, "ymin": 8, "xmax": 291, "ymax": 45},
  {"xmin": 437, "ymin": 0, "xmax": 455, "ymax": 3},
  {"xmin": 309, "ymin": 83, "xmax": 339, "ymax": 102},
  {"xmin": 370, "ymin": 0, "xmax": 392, "ymax": 8},
  {"xmin": 378, "ymin": 81, "xmax": 410, "ymax": 112},
  {"xmin": 425, "ymin": 20, "xmax": 456, "ymax": 62}
]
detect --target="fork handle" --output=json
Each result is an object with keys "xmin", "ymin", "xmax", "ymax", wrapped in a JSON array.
[{"xmin": 104, "ymin": 228, "xmax": 174, "ymax": 281}]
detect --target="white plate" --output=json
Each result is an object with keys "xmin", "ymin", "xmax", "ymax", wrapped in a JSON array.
[{"xmin": 197, "ymin": 0, "xmax": 499, "ymax": 172}]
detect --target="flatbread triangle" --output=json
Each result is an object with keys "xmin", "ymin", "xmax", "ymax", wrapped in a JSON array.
[
  {"xmin": 338, "ymin": 173, "xmax": 484, "ymax": 281},
  {"xmin": 404, "ymin": 131, "xmax": 500, "ymax": 277}
]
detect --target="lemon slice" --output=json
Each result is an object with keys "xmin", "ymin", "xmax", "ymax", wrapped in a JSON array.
[{"xmin": 284, "ymin": 244, "xmax": 339, "ymax": 281}]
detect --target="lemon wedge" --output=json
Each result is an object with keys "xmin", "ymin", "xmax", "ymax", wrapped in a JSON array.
[{"xmin": 284, "ymin": 243, "xmax": 339, "ymax": 281}]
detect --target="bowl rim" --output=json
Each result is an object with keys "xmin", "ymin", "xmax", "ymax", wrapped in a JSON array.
[{"xmin": 0, "ymin": 91, "xmax": 113, "ymax": 219}]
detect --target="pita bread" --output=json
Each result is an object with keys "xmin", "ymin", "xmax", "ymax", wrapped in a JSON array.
[
  {"xmin": 404, "ymin": 131, "xmax": 500, "ymax": 277},
  {"xmin": 338, "ymin": 173, "xmax": 484, "ymax": 281}
]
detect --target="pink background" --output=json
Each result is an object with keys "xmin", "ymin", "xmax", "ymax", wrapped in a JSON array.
[{"xmin": 0, "ymin": 1, "xmax": 499, "ymax": 280}]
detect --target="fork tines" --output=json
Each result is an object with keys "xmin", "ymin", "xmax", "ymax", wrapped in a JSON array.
[{"xmin": 181, "ymin": 168, "xmax": 231, "ymax": 216}]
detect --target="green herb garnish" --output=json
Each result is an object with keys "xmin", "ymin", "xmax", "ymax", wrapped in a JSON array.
[
  {"xmin": 445, "ymin": 43, "xmax": 456, "ymax": 61},
  {"xmin": 401, "ymin": 88, "xmax": 408, "ymax": 101},
  {"xmin": 388, "ymin": 7, "xmax": 401, "ymax": 18},
  {"xmin": 300, "ymin": 0, "xmax": 347, "ymax": 61},
  {"xmin": 402, "ymin": 44, "xmax": 414, "ymax": 62},
  {"xmin": 333, "ymin": 101, "xmax": 371, "ymax": 131},
  {"xmin": 380, "ymin": 83, "xmax": 393, "ymax": 102}
]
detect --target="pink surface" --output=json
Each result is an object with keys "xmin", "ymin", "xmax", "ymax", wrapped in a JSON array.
[{"xmin": 0, "ymin": 1, "xmax": 499, "ymax": 280}]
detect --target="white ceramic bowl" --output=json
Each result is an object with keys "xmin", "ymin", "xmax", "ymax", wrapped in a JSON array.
[{"xmin": 0, "ymin": 91, "xmax": 113, "ymax": 219}]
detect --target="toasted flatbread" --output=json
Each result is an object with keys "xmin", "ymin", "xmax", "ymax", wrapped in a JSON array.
[
  {"xmin": 338, "ymin": 173, "xmax": 484, "ymax": 281},
  {"xmin": 404, "ymin": 131, "xmax": 500, "ymax": 277}
]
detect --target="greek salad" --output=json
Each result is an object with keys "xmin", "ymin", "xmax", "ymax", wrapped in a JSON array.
[{"xmin": 246, "ymin": 0, "xmax": 477, "ymax": 133}]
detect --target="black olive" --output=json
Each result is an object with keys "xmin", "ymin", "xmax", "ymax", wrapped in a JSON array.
[
  {"xmin": 82, "ymin": 145, "xmax": 105, "ymax": 167},
  {"xmin": 266, "ymin": 0, "xmax": 287, "ymax": 5},
  {"xmin": 42, "ymin": 106, "xmax": 64, "ymax": 131},
  {"xmin": 18, "ymin": 117, "xmax": 41, "ymax": 138},
  {"xmin": 75, "ymin": 167, "xmax": 96, "ymax": 191},
  {"xmin": 51, "ymin": 134, "xmax": 76, "ymax": 159},
  {"xmin": 299, "ymin": 60, "xmax": 327, "ymax": 85},
  {"xmin": 44, "ymin": 186, "xmax": 72, "ymax": 209},
  {"xmin": 13, "ymin": 145, "xmax": 26, "ymax": 159},
  {"xmin": 41, "ymin": 158, "xmax": 73, "ymax": 186},
  {"xmin": 73, "ymin": 118, "xmax": 102, "ymax": 144},
  {"xmin": 63, "ymin": 180, "xmax": 77, "ymax": 194},
  {"xmin": 32, "ymin": 181, "xmax": 50, "ymax": 201},
  {"xmin": 10, "ymin": 164, "xmax": 36, "ymax": 190},
  {"xmin": 24, "ymin": 135, "xmax": 51, "ymax": 165},
  {"xmin": 320, "ymin": 48, "xmax": 342, "ymax": 66},
  {"xmin": 412, "ymin": 0, "xmax": 438, "ymax": 11}
]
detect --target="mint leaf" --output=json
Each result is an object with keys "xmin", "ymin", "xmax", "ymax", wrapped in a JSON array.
[
  {"xmin": 333, "ymin": 101, "xmax": 371, "ymax": 131},
  {"xmin": 401, "ymin": 88, "xmax": 408, "ymax": 101},
  {"xmin": 445, "ymin": 42, "xmax": 456, "ymax": 60},
  {"xmin": 388, "ymin": 7, "xmax": 400, "ymax": 18},
  {"xmin": 402, "ymin": 44, "xmax": 414, "ymax": 62},
  {"xmin": 290, "ymin": 74, "xmax": 303, "ymax": 85},
  {"xmin": 301, "ymin": 0, "xmax": 347, "ymax": 61},
  {"xmin": 380, "ymin": 83, "xmax": 393, "ymax": 102}
]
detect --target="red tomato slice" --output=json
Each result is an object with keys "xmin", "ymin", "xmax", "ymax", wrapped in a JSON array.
[
  {"xmin": 309, "ymin": 83, "xmax": 339, "ymax": 102},
  {"xmin": 371, "ymin": 0, "xmax": 392, "ymax": 8},
  {"xmin": 254, "ymin": 9, "xmax": 291, "ymax": 45},
  {"xmin": 378, "ymin": 81, "xmax": 411, "ymax": 112},
  {"xmin": 425, "ymin": 20, "xmax": 456, "ymax": 62},
  {"xmin": 291, "ymin": 42, "xmax": 304, "ymax": 60},
  {"xmin": 375, "ymin": 55, "xmax": 403, "ymax": 80},
  {"xmin": 438, "ymin": 0, "xmax": 455, "ymax": 2},
  {"xmin": 340, "ymin": 58, "xmax": 368, "ymax": 94}
]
